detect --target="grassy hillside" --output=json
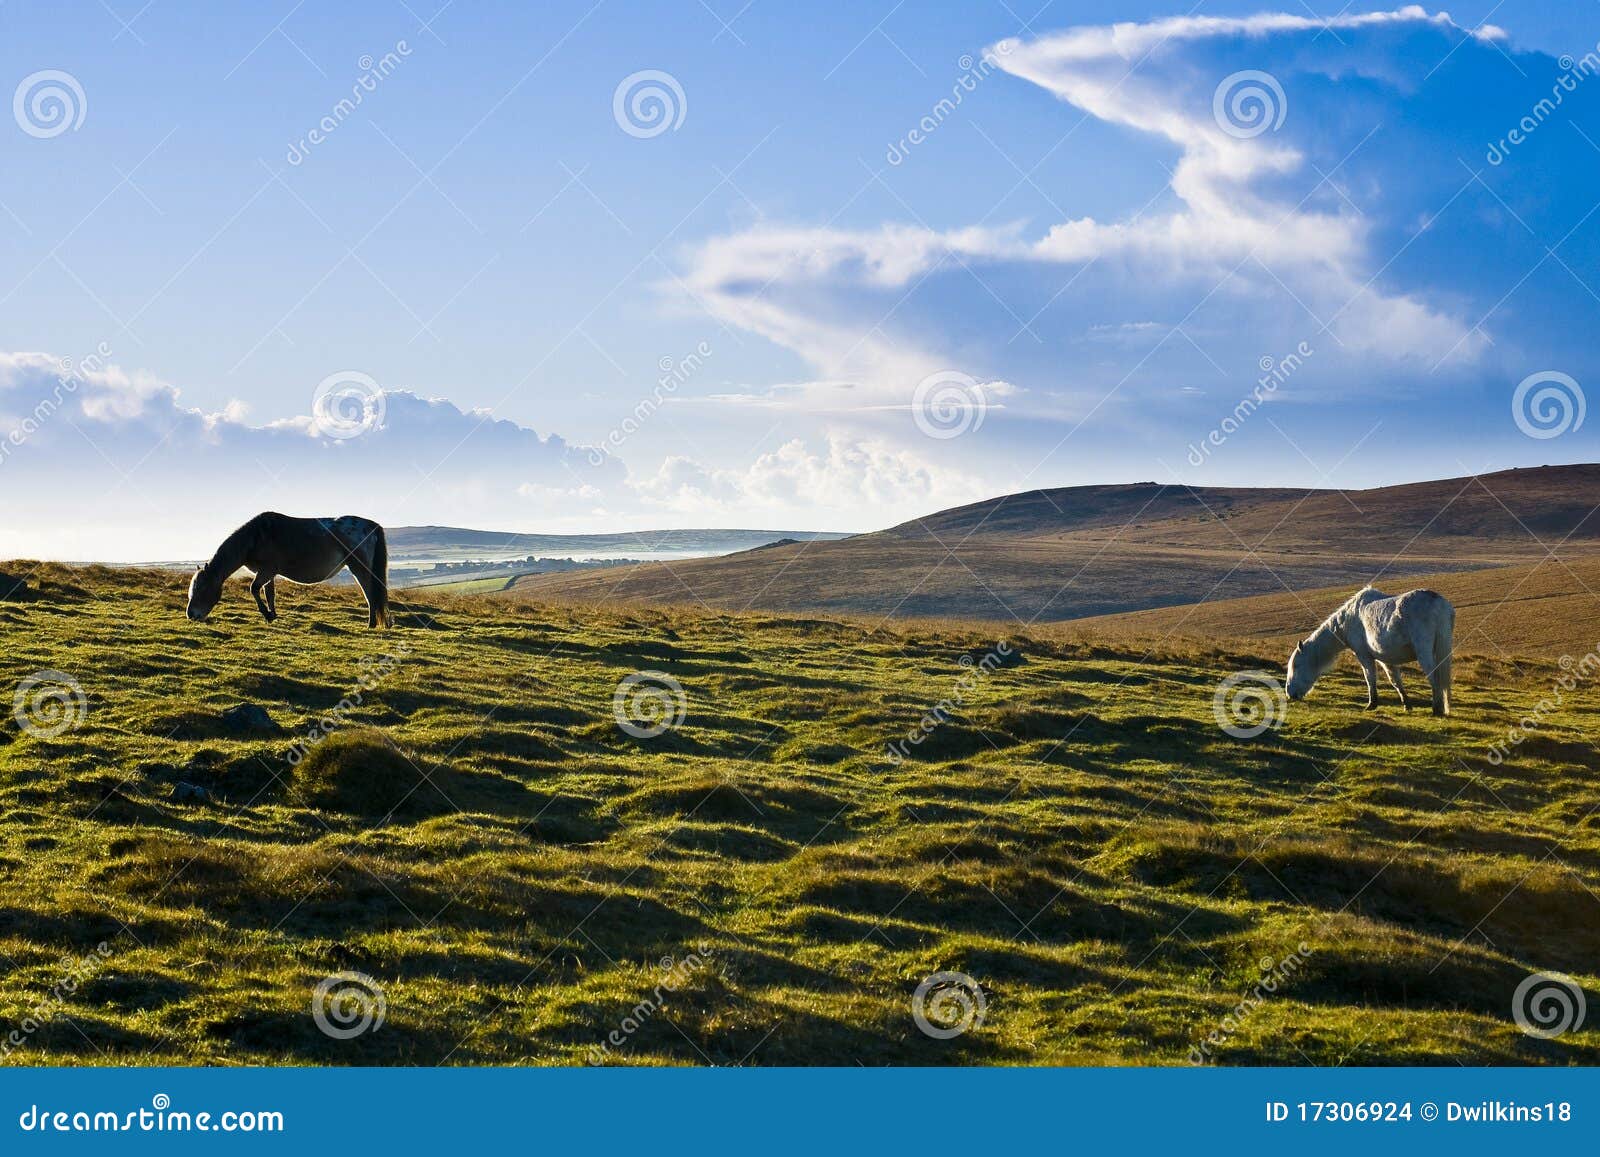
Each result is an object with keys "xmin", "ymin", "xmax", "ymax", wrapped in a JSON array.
[
  {"xmin": 1062, "ymin": 558, "xmax": 1600, "ymax": 662},
  {"xmin": 0, "ymin": 563, "xmax": 1596, "ymax": 1065},
  {"xmin": 508, "ymin": 465, "xmax": 1600, "ymax": 621}
]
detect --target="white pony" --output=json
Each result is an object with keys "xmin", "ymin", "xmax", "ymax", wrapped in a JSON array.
[{"xmin": 1286, "ymin": 587, "xmax": 1455, "ymax": 715}]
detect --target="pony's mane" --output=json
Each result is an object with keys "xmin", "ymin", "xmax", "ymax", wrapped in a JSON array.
[
  {"xmin": 1294, "ymin": 585, "xmax": 1379, "ymax": 674},
  {"xmin": 1317, "ymin": 584, "xmax": 1376, "ymax": 632},
  {"xmin": 202, "ymin": 517, "xmax": 260, "ymax": 576}
]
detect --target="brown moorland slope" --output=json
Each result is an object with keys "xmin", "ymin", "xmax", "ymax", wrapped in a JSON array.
[
  {"xmin": 503, "ymin": 465, "xmax": 1600, "ymax": 622},
  {"xmin": 1052, "ymin": 556, "xmax": 1600, "ymax": 664}
]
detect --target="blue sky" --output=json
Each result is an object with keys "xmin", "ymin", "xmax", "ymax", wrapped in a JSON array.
[{"xmin": 1, "ymin": 1, "xmax": 1598, "ymax": 558}]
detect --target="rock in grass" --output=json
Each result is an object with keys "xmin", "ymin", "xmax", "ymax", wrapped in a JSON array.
[
  {"xmin": 172, "ymin": 781, "xmax": 212, "ymax": 803},
  {"xmin": 219, "ymin": 703, "xmax": 280, "ymax": 734}
]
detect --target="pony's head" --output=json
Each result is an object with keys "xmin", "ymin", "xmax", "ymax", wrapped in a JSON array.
[
  {"xmin": 186, "ymin": 564, "xmax": 223, "ymax": 622},
  {"xmin": 1285, "ymin": 636, "xmax": 1336, "ymax": 700}
]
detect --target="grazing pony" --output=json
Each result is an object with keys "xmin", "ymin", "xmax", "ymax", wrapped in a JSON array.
[
  {"xmin": 187, "ymin": 513, "xmax": 389, "ymax": 628},
  {"xmin": 1286, "ymin": 586, "xmax": 1454, "ymax": 715}
]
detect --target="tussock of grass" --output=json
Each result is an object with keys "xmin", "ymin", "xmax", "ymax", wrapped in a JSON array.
[
  {"xmin": 0, "ymin": 561, "xmax": 1595, "ymax": 1066},
  {"xmin": 289, "ymin": 731, "xmax": 443, "ymax": 819}
]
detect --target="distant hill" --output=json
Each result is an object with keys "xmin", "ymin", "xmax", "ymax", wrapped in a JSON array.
[
  {"xmin": 385, "ymin": 525, "xmax": 851, "ymax": 560},
  {"xmin": 502, "ymin": 465, "xmax": 1600, "ymax": 623}
]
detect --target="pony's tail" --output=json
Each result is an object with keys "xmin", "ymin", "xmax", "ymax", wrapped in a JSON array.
[
  {"xmin": 1437, "ymin": 601, "xmax": 1455, "ymax": 714},
  {"xmin": 371, "ymin": 528, "xmax": 390, "ymax": 628}
]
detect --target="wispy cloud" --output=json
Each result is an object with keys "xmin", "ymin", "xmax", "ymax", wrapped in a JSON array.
[{"xmin": 675, "ymin": 5, "xmax": 1551, "ymax": 430}]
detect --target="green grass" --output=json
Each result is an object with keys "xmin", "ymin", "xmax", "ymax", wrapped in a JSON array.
[
  {"xmin": 406, "ymin": 575, "xmax": 514, "ymax": 595},
  {"xmin": 0, "ymin": 563, "xmax": 1597, "ymax": 1066}
]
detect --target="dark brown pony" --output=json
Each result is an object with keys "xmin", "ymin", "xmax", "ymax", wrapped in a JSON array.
[{"xmin": 187, "ymin": 513, "xmax": 389, "ymax": 628}]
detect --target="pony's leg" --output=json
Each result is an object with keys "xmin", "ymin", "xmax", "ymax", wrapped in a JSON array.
[
  {"xmin": 249, "ymin": 573, "xmax": 277, "ymax": 623},
  {"xmin": 1358, "ymin": 658, "xmax": 1379, "ymax": 709},
  {"xmin": 1413, "ymin": 639, "xmax": 1446, "ymax": 716},
  {"xmin": 346, "ymin": 558, "xmax": 381, "ymax": 628},
  {"xmin": 264, "ymin": 578, "xmax": 277, "ymax": 618},
  {"xmin": 1380, "ymin": 662, "xmax": 1410, "ymax": 711}
]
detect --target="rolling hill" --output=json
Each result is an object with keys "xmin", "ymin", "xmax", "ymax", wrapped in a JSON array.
[{"xmin": 504, "ymin": 465, "xmax": 1600, "ymax": 622}]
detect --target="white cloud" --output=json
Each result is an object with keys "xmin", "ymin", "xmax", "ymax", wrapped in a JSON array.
[
  {"xmin": 634, "ymin": 434, "xmax": 988, "ymax": 522},
  {"xmin": 676, "ymin": 5, "xmax": 1499, "ymax": 422},
  {"xmin": 0, "ymin": 351, "xmax": 620, "ymax": 559}
]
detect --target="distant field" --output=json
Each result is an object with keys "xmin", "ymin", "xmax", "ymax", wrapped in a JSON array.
[
  {"xmin": 0, "ymin": 563, "xmax": 1596, "ymax": 1065},
  {"xmin": 385, "ymin": 525, "xmax": 851, "ymax": 561},
  {"xmin": 1059, "ymin": 558, "xmax": 1600, "ymax": 663},
  {"xmin": 410, "ymin": 575, "xmax": 515, "ymax": 596}
]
